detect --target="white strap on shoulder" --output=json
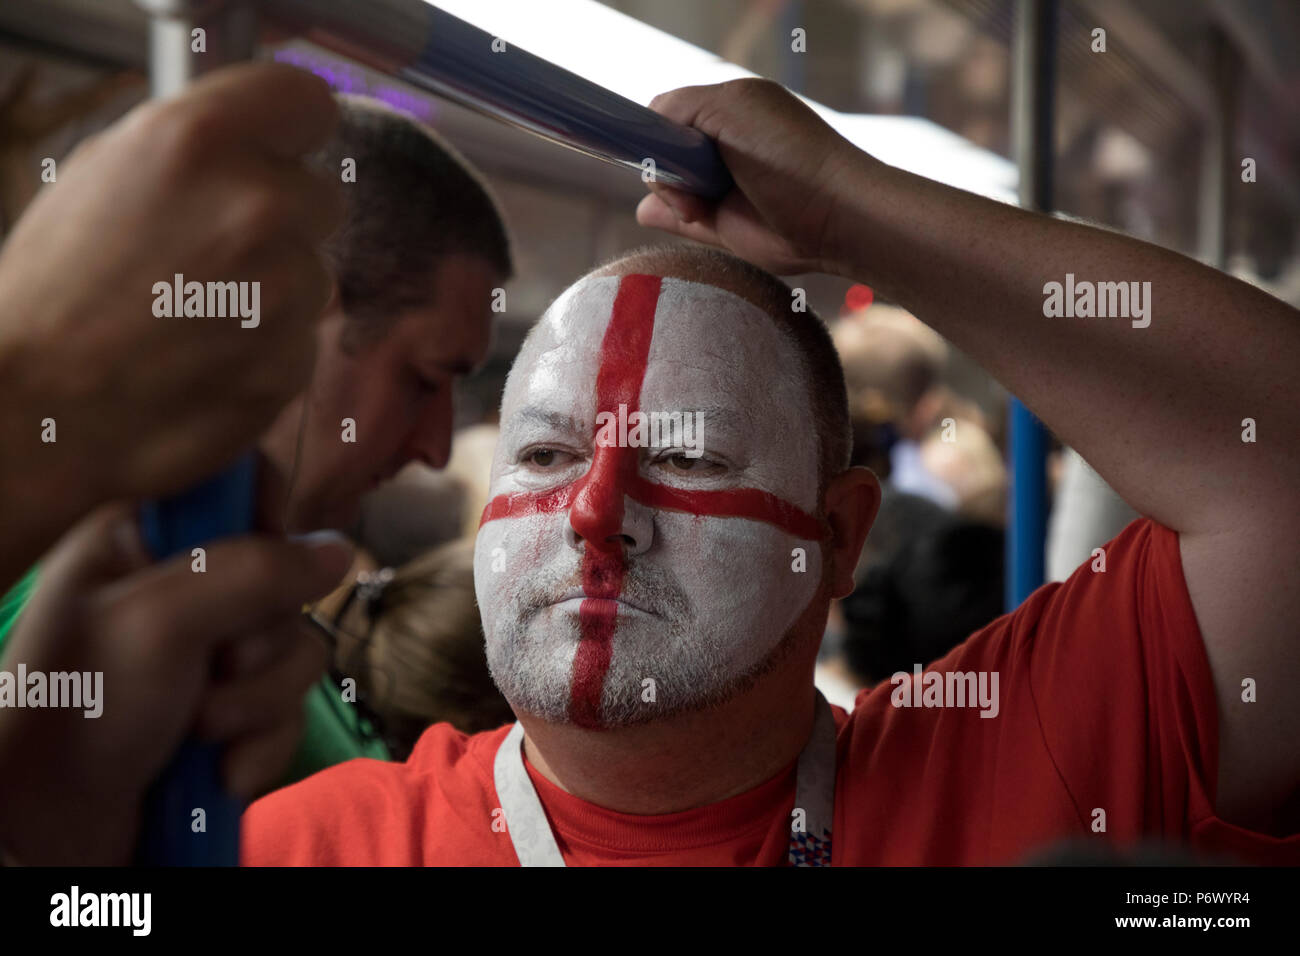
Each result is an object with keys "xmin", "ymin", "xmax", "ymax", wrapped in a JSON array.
[{"xmin": 493, "ymin": 722, "xmax": 566, "ymax": 867}]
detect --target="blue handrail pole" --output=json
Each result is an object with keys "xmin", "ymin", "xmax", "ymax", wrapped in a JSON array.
[
  {"xmin": 1006, "ymin": 0, "xmax": 1057, "ymax": 610},
  {"xmin": 1007, "ymin": 400, "xmax": 1048, "ymax": 610}
]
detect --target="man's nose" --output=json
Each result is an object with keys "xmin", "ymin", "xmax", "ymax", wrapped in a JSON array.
[
  {"xmin": 403, "ymin": 390, "xmax": 454, "ymax": 470},
  {"xmin": 567, "ymin": 447, "xmax": 653, "ymax": 555}
]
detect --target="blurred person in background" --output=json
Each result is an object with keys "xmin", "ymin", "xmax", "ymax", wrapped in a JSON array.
[
  {"xmin": 354, "ymin": 466, "xmax": 467, "ymax": 569},
  {"xmin": 262, "ymin": 96, "xmax": 510, "ymax": 784},
  {"xmin": 833, "ymin": 304, "xmax": 943, "ymax": 479},
  {"xmin": 815, "ymin": 489, "xmax": 1003, "ymax": 707},
  {"xmin": 355, "ymin": 422, "xmax": 501, "ymax": 567},
  {"xmin": 832, "ymin": 304, "xmax": 1000, "ymax": 516},
  {"xmin": 321, "ymin": 538, "xmax": 513, "ymax": 761},
  {"xmin": 914, "ymin": 418, "xmax": 1006, "ymax": 527},
  {"xmin": 316, "ymin": 418, "xmax": 511, "ymax": 762},
  {"xmin": 834, "ymin": 306, "xmax": 947, "ymax": 445},
  {"xmin": 839, "ymin": 513, "xmax": 1004, "ymax": 687},
  {"xmin": 257, "ymin": 95, "xmax": 509, "ymax": 538},
  {"xmin": 818, "ymin": 305, "xmax": 1005, "ymax": 708}
]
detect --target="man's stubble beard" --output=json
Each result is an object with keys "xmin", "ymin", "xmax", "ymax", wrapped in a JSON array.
[{"xmin": 484, "ymin": 557, "xmax": 825, "ymax": 729}]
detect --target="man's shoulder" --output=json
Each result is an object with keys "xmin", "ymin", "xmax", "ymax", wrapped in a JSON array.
[
  {"xmin": 242, "ymin": 720, "xmax": 516, "ymax": 865},
  {"xmin": 829, "ymin": 517, "xmax": 1214, "ymax": 863},
  {"xmin": 407, "ymin": 718, "xmax": 515, "ymax": 773}
]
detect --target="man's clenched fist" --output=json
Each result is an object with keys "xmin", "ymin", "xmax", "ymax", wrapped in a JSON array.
[{"xmin": 0, "ymin": 63, "xmax": 343, "ymax": 577}]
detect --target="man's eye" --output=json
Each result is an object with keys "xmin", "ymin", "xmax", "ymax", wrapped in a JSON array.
[
  {"xmin": 655, "ymin": 452, "xmax": 719, "ymax": 474},
  {"xmin": 525, "ymin": 448, "xmax": 572, "ymax": 468}
]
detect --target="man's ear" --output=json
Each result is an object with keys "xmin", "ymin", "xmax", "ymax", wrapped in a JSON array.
[
  {"xmin": 822, "ymin": 466, "xmax": 881, "ymax": 599},
  {"xmin": 317, "ymin": 278, "xmax": 355, "ymax": 355}
]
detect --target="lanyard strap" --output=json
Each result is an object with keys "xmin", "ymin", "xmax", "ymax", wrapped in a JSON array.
[{"xmin": 493, "ymin": 691, "xmax": 837, "ymax": 867}]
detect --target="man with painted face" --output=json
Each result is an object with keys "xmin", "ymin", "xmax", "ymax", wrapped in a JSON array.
[
  {"xmin": 475, "ymin": 255, "xmax": 854, "ymax": 731},
  {"xmin": 246, "ymin": 244, "xmax": 869, "ymax": 864},
  {"xmin": 242, "ymin": 80, "xmax": 1300, "ymax": 866},
  {"xmin": 474, "ymin": 251, "xmax": 867, "ymax": 844}
]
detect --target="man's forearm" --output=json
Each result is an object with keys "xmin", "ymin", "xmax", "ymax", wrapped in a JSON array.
[{"xmin": 826, "ymin": 157, "xmax": 1300, "ymax": 535}]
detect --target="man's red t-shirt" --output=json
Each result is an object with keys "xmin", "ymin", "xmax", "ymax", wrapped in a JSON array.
[{"xmin": 243, "ymin": 519, "xmax": 1300, "ymax": 865}]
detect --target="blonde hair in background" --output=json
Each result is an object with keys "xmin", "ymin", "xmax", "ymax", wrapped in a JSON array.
[{"xmin": 346, "ymin": 538, "xmax": 514, "ymax": 758}]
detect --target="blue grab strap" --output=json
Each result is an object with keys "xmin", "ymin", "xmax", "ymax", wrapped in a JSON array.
[{"xmin": 135, "ymin": 452, "xmax": 257, "ymax": 866}]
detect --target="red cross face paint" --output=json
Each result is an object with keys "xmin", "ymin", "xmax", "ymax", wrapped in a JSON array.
[{"xmin": 474, "ymin": 274, "xmax": 827, "ymax": 729}]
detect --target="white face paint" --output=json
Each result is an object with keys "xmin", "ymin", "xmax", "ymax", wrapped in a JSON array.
[{"xmin": 473, "ymin": 275, "xmax": 825, "ymax": 728}]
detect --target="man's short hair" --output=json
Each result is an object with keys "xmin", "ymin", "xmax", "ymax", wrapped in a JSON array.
[
  {"xmin": 312, "ymin": 96, "xmax": 513, "ymax": 344},
  {"xmin": 589, "ymin": 244, "xmax": 852, "ymax": 497}
]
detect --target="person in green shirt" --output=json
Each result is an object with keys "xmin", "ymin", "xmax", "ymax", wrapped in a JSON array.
[{"xmin": 0, "ymin": 568, "xmax": 37, "ymax": 648}]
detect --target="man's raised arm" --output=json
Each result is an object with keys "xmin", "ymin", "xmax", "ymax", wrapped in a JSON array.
[{"xmin": 637, "ymin": 78, "xmax": 1300, "ymax": 831}]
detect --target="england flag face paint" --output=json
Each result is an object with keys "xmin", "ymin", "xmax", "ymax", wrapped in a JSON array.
[{"xmin": 474, "ymin": 274, "xmax": 827, "ymax": 729}]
